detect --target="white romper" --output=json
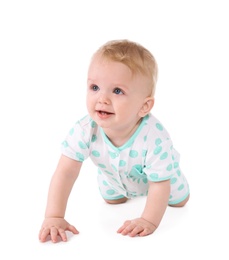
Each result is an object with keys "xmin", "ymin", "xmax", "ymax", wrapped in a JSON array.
[{"xmin": 61, "ymin": 113, "xmax": 189, "ymax": 205}]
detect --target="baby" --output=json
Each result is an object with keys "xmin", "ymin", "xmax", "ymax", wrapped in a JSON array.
[{"xmin": 39, "ymin": 39, "xmax": 190, "ymax": 243}]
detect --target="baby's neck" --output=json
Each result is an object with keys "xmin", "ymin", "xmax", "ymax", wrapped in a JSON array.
[{"xmin": 103, "ymin": 118, "xmax": 142, "ymax": 147}]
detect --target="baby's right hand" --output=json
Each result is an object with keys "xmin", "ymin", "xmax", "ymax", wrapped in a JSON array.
[{"xmin": 39, "ymin": 217, "xmax": 79, "ymax": 243}]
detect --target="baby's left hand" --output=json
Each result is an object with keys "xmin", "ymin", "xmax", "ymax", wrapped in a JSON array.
[{"xmin": 117, "ymin": 217, "xmax": 157, "ymax": 237}]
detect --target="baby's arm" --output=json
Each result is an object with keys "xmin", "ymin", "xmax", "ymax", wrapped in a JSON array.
[
  {"xmin": 39, "ymin": 155, "xmax": 82, "ymax": 243},
  {"xmin": 117, "ymin": 180, "xmax": 170, "ymax": 237}
]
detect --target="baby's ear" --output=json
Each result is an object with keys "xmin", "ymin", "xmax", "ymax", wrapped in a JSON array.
[{"xmin": 139, "ymin": 97, "xmax": 154, "ymax": 117}]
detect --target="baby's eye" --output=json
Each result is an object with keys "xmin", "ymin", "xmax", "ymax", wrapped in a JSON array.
[
  {"xmin": 91, "ymin": 85, "xmax": 99, "ymax": 91},
  {"xmin": 113, "ymin": 88, "xmax": 124, "ymax": 95}
]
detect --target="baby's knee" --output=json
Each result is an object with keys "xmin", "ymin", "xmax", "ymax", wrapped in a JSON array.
[
  {"xmin": 104, "ymin": 197, "xmax": 128, "ymax": 204},
  {"xmin": 170, "ymin": 194, "xmax": 190, "ymax": 207}
]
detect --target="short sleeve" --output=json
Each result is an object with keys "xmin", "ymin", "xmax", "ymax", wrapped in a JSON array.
[
  {"xmin": 61, "ymin": 119, "xmax": 91, "ymax": 162},
  {"xmin": 144, "ymin": 139, "xmax": 179, "ymax": 182}
]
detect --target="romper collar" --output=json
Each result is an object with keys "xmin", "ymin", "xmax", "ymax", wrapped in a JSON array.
[{"xmin": 100, "ymin": 114, "xmax": 149, "ymax": 152}]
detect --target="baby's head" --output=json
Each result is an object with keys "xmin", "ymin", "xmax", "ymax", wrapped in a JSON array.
[
  {"xmin": 91, "ymin": 39, "xmax": 158, "ymax": 97},
  {"xmin": 87, "ymin": 40, "xmax": 157, "ymax": 131}
]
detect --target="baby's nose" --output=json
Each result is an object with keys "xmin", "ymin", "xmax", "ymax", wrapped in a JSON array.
[{"xmin": 98, "ymin": 93, "xmax": 110, "ymax": 104}]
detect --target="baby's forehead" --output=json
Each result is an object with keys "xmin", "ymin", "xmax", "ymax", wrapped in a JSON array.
[
  {"xmin": 91, "ymin": 53, "xmax": 118, "ymax": 65},
  {"xmin": 90, "ymin": 53, "xmax": 141, "ymax": 76},
  {"xmin": 90, "ymin": 54, "xmax": 112, "ymax": 66}
]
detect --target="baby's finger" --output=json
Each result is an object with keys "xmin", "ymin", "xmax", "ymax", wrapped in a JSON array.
[
  {"xmin": 39, "ymin": 228, "xmax": 50, "ymax": 242},
  {"xmin": 58, "ymin": 228, "xmax": 67, "ymax": 242},
  {"xmin": 67, "ymin": 224, "xmax": 79, "ymax": 234},
  {"xmin": 117, "ymin": 220, "xmax": 131, "ymax": 233},
  {"xmin": 117, "ymin": 225, "xmax": 125, "ymax": 233},
  {"xmin": 50, "ymin": 227, "xmax": 58, "ymax": 243},
  {"xmin": 139, "ymin": 227, "xmax": 154, "ymax": 237},
  {"xmin": 129, "ymin": 225, "xmax": 144, "ymax": 237},
  {"xmin": 38, "ymin": 228, "xmax": 43, "ymax": 240},
  {"xmin": 120, "ymin": 223, "xmax": 136, "ymax": 236}
]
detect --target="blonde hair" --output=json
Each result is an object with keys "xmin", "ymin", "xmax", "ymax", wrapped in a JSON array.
[{"xmin": 93, "ymin": 39, "xmax": 158, "ymax": 96}]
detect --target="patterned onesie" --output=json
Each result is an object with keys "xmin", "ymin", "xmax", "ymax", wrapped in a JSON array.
[{"xmin": 61, "ymin": 113, "xmax": 189, "ymax": 205}]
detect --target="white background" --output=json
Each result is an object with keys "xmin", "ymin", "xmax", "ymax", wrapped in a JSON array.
[{"xmin": 0, "ymin": 0, "xmax": 229, "ymax": 259}]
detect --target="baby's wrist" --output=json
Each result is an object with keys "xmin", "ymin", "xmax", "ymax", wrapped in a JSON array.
[
  {"xmin": 45, "ymin": 215, "xmax": 64, "ymax": 219},
  {"xmin": 141, "ymin": 217, "xmax": 158, "ymax": 229}
]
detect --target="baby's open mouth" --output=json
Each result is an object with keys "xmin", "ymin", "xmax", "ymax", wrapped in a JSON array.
[{"xmin": 97, "ymin": 110, "xmax": 114, "ymax": 115}]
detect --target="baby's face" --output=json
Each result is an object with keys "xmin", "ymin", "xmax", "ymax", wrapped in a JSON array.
[{"xmin": 86, "ymin": 56, "xmax": 151, "ymax": 132}]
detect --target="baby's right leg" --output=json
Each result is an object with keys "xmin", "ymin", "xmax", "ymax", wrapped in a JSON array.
[
  {"xmin": 104, "ymin": 197, "xmax": 128, "ymax": 204},
  {"xmin": 97, "ymin": 172, "xmax": 127, "ymax": 204}
]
